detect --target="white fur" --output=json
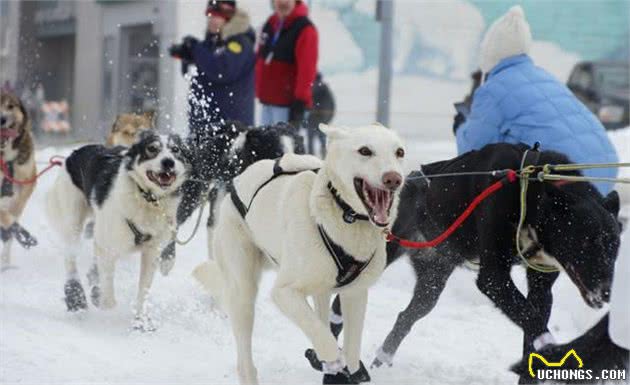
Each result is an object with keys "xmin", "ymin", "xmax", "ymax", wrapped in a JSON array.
[
  {"xmin": 46, "ymin": 139, "xmax": 188, "ymax": 328},
  {"xmin": 194, "ymin": 124, "xmax": 405, "ymax": 384},
  {"xmin": 479, "ymin": 5, "xmax": 532, "ymax": 74}
]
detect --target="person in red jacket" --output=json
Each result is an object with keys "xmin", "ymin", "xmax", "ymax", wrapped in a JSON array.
[{"xmin": 256, "ymin": 0, "xmax": 318, "ymax": 127}]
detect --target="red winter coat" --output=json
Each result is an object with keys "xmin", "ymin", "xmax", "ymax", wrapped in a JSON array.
[{"xmin": 255, "ymin": 1, "xmax": 318, "ymax": 108}]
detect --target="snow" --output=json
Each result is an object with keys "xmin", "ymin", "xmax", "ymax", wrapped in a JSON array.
[{"xmin": 2, "ymin": 127, "xmax": 628, "ymax": 384}]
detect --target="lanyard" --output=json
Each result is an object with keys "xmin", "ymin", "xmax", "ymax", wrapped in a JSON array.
[{"xmin": 265, "ymin": 18, "xmax": 284, "ymax": 64}]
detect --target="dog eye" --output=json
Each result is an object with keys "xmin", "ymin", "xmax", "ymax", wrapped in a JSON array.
[
  {"xmin": 146, "ymin": 144, "xmax": 160, "ymax": 156},
  {"xmin": 7, "ymin": 104, "xmax": 14, "ymax": 109},
  {"xmin": 171, "ymin": 146, "xmax": 180, "ymax": 154},
  {"xmin": 358, "ymin": 146, "xmax": 373, "ymax": 157},
  {"xmin": 396, "ymin": 148, "xmax": 405, "ymax": 158}
]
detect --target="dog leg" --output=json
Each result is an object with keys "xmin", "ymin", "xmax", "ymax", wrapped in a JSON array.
[
  {"xmin": 523, "ymin": 269, "xmax": 559, "ymax": 353},
  {"xmin": 95, "ymin": 245, "xmax": 117, "ymax": 309},
  {"xmin": 0, "ymin": 235, "xmax": 12, "ymax": 269},
  {"xmin": 374, "ymin": 258, "xmax": 454, "ymax": 368},
  {"xmin": 340, "ymin": 289, "xmax": 369, "ymax": 381},
  {"xmin": 206, "ymin": 185, "xmax": 224, "ymax": 259},
  {"xmin": 63, "ymin": 251, "xmax": 88, "ymax": 311},
  {"xmin": 133, "ymin": 248, "xmax": 159, "ymax": 331},
  {"xmin": 272, "ymin": 285, "xmax": 342, "ymax": 371},
  {"xmin": 304, "ymin": 292, "xmax": 332, "ymax": 372}
]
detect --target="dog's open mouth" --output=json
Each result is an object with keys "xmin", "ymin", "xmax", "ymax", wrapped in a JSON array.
[
  {"xmin": 565, "ymin": 264, "xmax": 606, "ymax": 308},
  {"xmin": 147, "ymin": 170, "xmax": 177, "ymax": 189},
  {"xmin": 354, "ymin": 177, "xmax": 393, "ymax": 227}
]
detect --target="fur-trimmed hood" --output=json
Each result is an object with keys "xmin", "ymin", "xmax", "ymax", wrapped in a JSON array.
[
  {"xmin": 222, "ymin": 8, "xmax": 251, "ymax": 40},
  {"xmin": 479, "ymin": 5, "xmax": 532, "ymax": 74}
]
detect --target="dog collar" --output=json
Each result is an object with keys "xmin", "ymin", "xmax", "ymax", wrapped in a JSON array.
[
  {"xmin": 327, "ymin": 182, "xmax": 369, "ymax": 224},
  {"xmin": 137, "ymin": 185, "xmax": 159, "ymax": 206}
]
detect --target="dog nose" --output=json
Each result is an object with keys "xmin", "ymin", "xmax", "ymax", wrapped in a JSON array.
[
  {"xmin": 161, "ymin": 158, "xmax": 175, "ymax": 170},
  {"xmin": 382, "ymin": 171, "xmax": 402, "ymax": 191}
]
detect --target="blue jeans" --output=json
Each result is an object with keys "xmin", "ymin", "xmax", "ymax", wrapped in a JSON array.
[{"xmin": 260, "ymin": 104, "xmax": 290, "ymax": 125}]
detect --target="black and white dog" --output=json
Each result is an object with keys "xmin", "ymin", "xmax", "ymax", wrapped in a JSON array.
[
  {"xmin": 46, "ymin": 132, "xmax": 191, "ymax": 330},
  {"xmin": 328, "ymin": 143, "xmax": 621, "ymax": 375}
]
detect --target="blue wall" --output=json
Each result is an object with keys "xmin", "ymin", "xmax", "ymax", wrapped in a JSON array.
[{"xmin": 470, "ymin": 0, "xmax": 630, "ymax": 60}]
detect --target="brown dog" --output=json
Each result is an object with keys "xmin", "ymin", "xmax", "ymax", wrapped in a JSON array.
[
  {"xmin": 106, "ymin": 111, "xmax": 156, "ymax": 147},
  {"xmin": 0, "ymin": 92, "xmax": 37, "ymax": 269}
]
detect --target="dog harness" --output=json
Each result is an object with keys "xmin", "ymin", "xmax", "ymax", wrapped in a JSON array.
[
  {"xmin": 1, "ymin": 160, "xmax": 13, "ymax": 197},
  {"xmin": 126, "ymin": 219, "xmax": 152, "ymax": 246},
  {"xmin": 229, "ymin": 158, "xmax": 375, "ymax": 288}
]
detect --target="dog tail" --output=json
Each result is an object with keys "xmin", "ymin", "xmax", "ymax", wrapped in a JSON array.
[{"xmin": 192, "ymin": 260, "xmax": 224, "ymax": 303}]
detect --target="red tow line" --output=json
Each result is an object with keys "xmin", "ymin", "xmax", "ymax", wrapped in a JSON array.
[
  {"xmin": 0, "ymin": 155, "xmax": 64, "ymax": 185},
  {"xmin": 386, "ymin": 170, "xmax": 518, "ymax": 249}
]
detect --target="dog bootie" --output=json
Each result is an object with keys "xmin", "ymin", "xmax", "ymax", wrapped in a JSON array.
[
  {"xmin": 10, "ymin": 223, "xmax": 37, "ymax": 249},
  {"xmin": 371, "ymin": 346, "xmax": 393, "ymax": 368},
  {"xmin": 64, "ymin": 279, "xmax": 87, "ymax": 312},
  {"xmin": 349, "ymin": 361, "xmax": 371, "ymax": 383},
  {"xmin": 322, "ymin": 367, "xmax": 357, "ymax": 384}
]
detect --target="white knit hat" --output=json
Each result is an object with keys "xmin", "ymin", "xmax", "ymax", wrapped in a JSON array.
[{"xmin": 479, "ymin": 5, "xmax": 533, "ymax": 74}]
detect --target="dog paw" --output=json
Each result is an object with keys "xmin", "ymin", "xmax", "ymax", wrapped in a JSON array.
[
  {"xmin": 305, "ymin": 348, "xmax": 323, "ymax": 371},
  {"xmin": 64, "ymin": 279, "xmax": 88, "ymax": 312},
  {"xmin": 90, "ymin": 285, "xmax": 101, "ymax": 307},
  {"xmin": 322, "ymin": 368, "xmax": 357, "ymax": 384},
  {"xmin": 371, "ymin": 347, "xmax": 393, "ymax": 369},
  {"xmin": 131, "ymin": 315, "xmax": 156, "ymax": 333}
]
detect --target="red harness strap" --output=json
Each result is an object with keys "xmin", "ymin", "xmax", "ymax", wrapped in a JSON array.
[
  {"xmin": 386, "ymin": 170, "xmax": 518, "ymax": 249},
  {"xmin": 0, "ymin": 155, "xmax": 64, "ymax": 185}
]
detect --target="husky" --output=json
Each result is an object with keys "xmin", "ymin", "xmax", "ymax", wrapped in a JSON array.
[
  {"xmin": 46, "ymin": 131, "xmax": 191, "ymax": 330},
  {"xmin": 194, "ymin": 123, "xmax": 406, "ymax": 384},
  {"xmin": 0, "ymin": 92, "xmax": 38, "ymax": 270},
  {"xmin": 106, "ymin": 111, "xmax": 156, "ymax": 147},
  {"xmin": 329, "ymin": 143, "xmax": 621, "ymax": 379}
]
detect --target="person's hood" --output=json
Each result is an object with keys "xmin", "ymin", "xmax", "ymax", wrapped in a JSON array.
[
  {"xmin": 479, "ymin": 5, "xmax": 532, "ymax": 75},
  {"xmin": 269, "ymin": 1, "xmax": 309, "ymax": 30},
  {"xmin": 222, "ymin": 8, "xmax": 251, "ymax": 40}
]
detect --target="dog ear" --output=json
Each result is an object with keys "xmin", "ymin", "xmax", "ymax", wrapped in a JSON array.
[
  {"xmin": 111, "ymin": 115, "xmax": 122, "ymax": 132},
  {"xmin": 602, "ymin": 190, "xmax": 620, "ymax": 218},
  {"xmin": 143, "ymin": 110, "xmax": 157, "ymax": 128},
  {"xmin": 319, "ymin": 123, "xmax": 349, "ymax": 140}
]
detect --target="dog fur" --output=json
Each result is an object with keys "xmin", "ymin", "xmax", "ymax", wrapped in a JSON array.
[
  {"xmin": 0, "ymin": 92, "xmax": 37, "ymax": 269},
  {"xmin": 46, "ymin": 132, "xmax": 191, "ymax": 330},
  {"xmin": 193, "ymin": 123, "xmax": 405, "ymax": 384},
  {"xmin": 106, "ymin": 111, "xmax": 156, "ymax": 147},
  {"xmin": 332, "ymin": 143, "xmax": 621, "ymax": 376}
]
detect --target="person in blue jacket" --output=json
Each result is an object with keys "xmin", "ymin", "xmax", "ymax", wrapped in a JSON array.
[
  {"xmin": 454, "ymin": 6, "xmax": 618, "ymax": 195},
  {"xmin": 170, "ymin": 0, "xmax": 255, "ymax": 135}
]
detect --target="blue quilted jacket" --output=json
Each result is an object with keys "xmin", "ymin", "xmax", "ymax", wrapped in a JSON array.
[{"xmin": 456, "ymin": 54, "xmax": 618, "ymax": 194}]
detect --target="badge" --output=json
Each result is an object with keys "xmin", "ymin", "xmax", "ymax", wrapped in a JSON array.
[{"xmin": 227, "ymin": 41, "xmax": 242, "ymax": 54}]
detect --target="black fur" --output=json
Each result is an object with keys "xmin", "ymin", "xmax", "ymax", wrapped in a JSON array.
[
  {"xmin": 330, "ymin": 143, "xmax": 621, "ymax": 372},
  {"xmin": 65, "ymin": 144, "xmax": 125, "ymax": 208},
  {"xmin": 176, "ymin": 121, "xmax": 305, "ymax": 226}
]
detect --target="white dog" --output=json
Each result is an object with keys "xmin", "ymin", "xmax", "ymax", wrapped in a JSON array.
[
  {"xmin": 46, "ymin": 132, "xmax": 191, "ymax": 330},
  {"xmin": 194, "ymin": 123, "xmax": 405, "ymax": 384}
]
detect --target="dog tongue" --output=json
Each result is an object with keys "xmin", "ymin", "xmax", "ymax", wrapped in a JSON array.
[{"xmin": 372, "ymin": 189, "xmax": 390, "ymax": 224}]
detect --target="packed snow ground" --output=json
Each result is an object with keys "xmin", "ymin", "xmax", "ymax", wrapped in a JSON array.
[{"xmin": 1, "ymin": 126, "xmax": 627, "ymax": 384}]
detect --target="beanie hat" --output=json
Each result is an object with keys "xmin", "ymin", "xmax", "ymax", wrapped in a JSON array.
[
  {"xmin": 206, "ymin": 0, "xmax": 237, "ymax": 20},
  {"xmin": 479, "ymin": 5, "xmax": 532, "ymax": 74}
]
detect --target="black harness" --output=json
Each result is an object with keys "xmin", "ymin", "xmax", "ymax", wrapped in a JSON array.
[
  {"xmin": 229, "ymin": 158, "xmax": 375, "ymax": 288},
  {"xmin": 126, "ymin": 219, "xmax": 152, "ymax": 246},
  {"xmin": 1, "ymin": 160, "xmax": 14, "ymax": 197},
  {"xmin": 519, "ymin": 144, "xmax": 544, "ymax": 258}
]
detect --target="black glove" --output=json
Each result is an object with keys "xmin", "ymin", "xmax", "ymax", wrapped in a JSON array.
[
  {"xmin": 289, "ymin": 100, "xmax": 307, "ymax": 127},
  {"xmin": 168, "ymin": 43, "xmax": 193, "ymax": 62},
  {"xmin": 452, "ymin": 111, "xmax": 466, "ymax": 135}
]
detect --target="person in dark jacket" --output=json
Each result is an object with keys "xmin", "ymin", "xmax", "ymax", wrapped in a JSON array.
[
  {"xmin": 256, "ymin": 0, "xmax": 318, "ymax": 127},
  {"xmin": 170, "ymin": 0, "xmax": 256, "ymax": 136}
]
